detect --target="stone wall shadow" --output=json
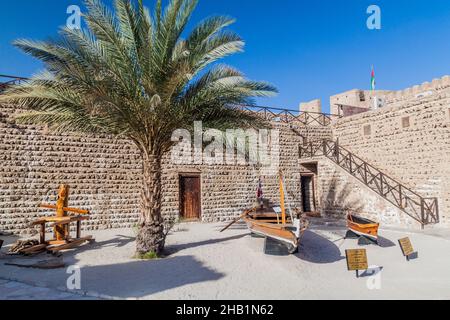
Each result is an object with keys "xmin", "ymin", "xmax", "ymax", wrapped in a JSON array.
[{"xmin": 1, "ymin": 253, "xmax": 225, "ymax": 299}]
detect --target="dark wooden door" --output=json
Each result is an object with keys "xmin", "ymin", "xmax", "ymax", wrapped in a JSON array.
[
  {"xmin": 180, "ymin": 176, "xmax": 201, "ymax": 220},
  {"xmin": 301, "ymin": 176, "xmax": 313, "ymax": 213}
]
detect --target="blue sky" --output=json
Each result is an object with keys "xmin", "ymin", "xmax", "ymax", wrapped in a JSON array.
[{"xmin": 1, "ymin": 0, "xmax": 450, "ymax": 113}]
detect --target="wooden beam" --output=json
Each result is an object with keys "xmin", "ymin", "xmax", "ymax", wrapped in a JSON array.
[
  {"xmin": 40, "ymin": 204, "xmax": 89, "ymax": 215},
  {"xmin": 220, "ymin": 208, "xmax": 255, "ymax": 233},
  {"xmin": 20, "ymin": 244, "xmax": 47, "ymax": 254},
  {"xmin": 48, "ymin": 236, "xmax": 93, "ymax": 252}
]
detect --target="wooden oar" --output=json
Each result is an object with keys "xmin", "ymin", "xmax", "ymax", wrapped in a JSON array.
[{"xmin": 220, "ymin": 208, "xmax": 256, "ymax": 233}]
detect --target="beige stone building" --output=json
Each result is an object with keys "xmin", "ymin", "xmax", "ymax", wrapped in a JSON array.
[{"xmin": 0, "ymin": 75, "xmax": 448, "ymax": 234}]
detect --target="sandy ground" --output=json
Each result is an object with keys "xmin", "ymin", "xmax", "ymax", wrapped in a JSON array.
[
  {"xmin": 0, "ymin": 279, "xmax": 96, "ymax": 300},
  {"xmin": 1, "ymin": 221, "xmax": 450, "ymax": 300}
]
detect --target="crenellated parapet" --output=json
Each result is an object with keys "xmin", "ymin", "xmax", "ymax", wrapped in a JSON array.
[{"xmin": 382, "ymin": 75, "xmax": 450, "ymax": 104}]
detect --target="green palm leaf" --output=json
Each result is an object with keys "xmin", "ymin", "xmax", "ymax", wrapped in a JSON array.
[{"xmin": 0, "ymin": 0, "xmax": 278, "ymax": 256}]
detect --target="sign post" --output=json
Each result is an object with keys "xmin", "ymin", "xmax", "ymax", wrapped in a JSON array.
[
  {"xmin": 346, "ymin": 249, "xmax": 369, "ymax": 278},
  {"xmin": 398, "ymin": 237, "xmax": 417, "ymax": 261}
]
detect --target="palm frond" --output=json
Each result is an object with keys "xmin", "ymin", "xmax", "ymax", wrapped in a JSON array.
[{"xmin": 1, "ymin": 0, "xmax": 278, "ymax": 155}]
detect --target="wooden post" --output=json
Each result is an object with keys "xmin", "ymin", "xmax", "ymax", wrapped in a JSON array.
[
  {"xmin": 364, "ymin": 163, "xmax": 368, "ymax": 184},
  {"xmin": 40, "ymin": 223, "xmax": 46, "ymax": 244},
  {"xmin": 335, "ymin": 139, "xmax": 340, "ymax": 164},
  {"xmin": 399, "ymin": 185, "xmax": 403, "ymax": 208},
  {"xmin": 54, "ymin": 185, "xmax": 70, "ymax": 241},
  {"xmin": 380, "ymin": 173, "xmax": 384, "ymax": 196},
  {"xmin": 77, "ymin": 220, "xmax": 81, "ymax": 239},
  {"xmin": 349, "ymin": 154, "xmax": 353, "ymax": 173},
  {"xmin": 420, "ymin": 199, "xmax": 425, "ymax": 227},
  {"xmin": 279, "ymin": 171, "xmax": 286, "ymax": 226}
]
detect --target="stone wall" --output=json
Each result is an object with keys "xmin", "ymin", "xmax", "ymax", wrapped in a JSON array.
[
  {"xmin": 3, "ymin": 77, "xmax": 447, "ymax": 234},
  {"xmin": 0, "ymin": 105, "xmax": 143, "ymax": 235},
  {"xmin": 0, "ymin": 104, "xmax": 333, "ymax": 234},
  {"xmin": 311, "ymin": 158, "xmax": 422, "ymax": 229},
  {"xmin": 161, "ymin": 122, "xmax": 333, "ymax": 223},
  {"xmin": 383, "ymin": 75, "xmax": 450, "ymax": 104},
  {"xmin": 329, "ymin": 89, "xmax": 450, "ymax": 227}
]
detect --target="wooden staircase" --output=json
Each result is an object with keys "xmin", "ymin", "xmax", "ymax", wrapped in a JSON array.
[{"xmin": 298, "ymin": 139, "xmax": 440, "ymax": 227}]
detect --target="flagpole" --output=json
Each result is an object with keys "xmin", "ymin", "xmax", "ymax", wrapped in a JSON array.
[{"xmin": 371, "ymin": 65, "xmax": 378, "ymax": 110}]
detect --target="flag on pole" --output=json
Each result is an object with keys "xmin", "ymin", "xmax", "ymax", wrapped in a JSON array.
[
  {"xmin": 371, "ymin": 66, "xmax": 376, "ymax": 92},
  {"xmin": 257, "ymin": 177, "xmax": 263, "ymax": 199}
]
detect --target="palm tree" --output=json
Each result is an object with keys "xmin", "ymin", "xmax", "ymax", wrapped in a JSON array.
[{"xmin": 0, "ymin": 0, "xmax": 277, "ymax": 256}]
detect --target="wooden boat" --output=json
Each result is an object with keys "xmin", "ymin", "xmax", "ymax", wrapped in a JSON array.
[
  {"xmin": 221, "ymin": 171, "xmax": 309, "ymax": 254},
  {"xmin": 347, "ymin": 214, "xmax": 379, "ymax": 243},
  {"xmin": 243, "ymin": 210, "xmax": 308, "ymax": 254}
]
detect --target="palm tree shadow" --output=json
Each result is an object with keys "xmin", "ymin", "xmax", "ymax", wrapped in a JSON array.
[
  {"xmin": 66, "ymin": 255, "xmax": 224, "ymax": 299},
  {"xmin": 322, "ymin": 171, "xmax": 365, "ymax": 219},
  {"xmin": 296, "ymin": 230, "xmax": 345, "ymax": 264}
]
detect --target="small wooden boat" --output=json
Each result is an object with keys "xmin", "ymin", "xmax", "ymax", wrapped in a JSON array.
[
  {"xmin": 347, "ymin": 214, "xmax": 379, "ymax": 243},
  {"xmin": 243, "ymin": 210, "xmax": 308, "ymax": 254},
  {"xmin": 221, "ymin": 171, "xmax": 309, "ymax": 254}
]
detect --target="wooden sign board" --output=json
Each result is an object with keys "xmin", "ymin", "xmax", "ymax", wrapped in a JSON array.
[
  {"xmin": 398, "ymin": 237, "xmax": 416, "ymax": 260},
  {"xmin": 273, "ymin": 207, "xmax": 282, "ymax": 214},
  {"xmin": 346, "ymin": 249, "xmax": 368, "ymax": 272}
]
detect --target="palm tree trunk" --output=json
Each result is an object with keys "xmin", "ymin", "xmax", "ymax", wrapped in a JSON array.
[{"xmin": 136, "ymin": 152, "xmax": 165, "ymax": 256}]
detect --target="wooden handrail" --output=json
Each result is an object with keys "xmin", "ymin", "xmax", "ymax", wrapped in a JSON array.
[
  {"xmin": 0, "ymin": 75, "xmax": 28, "ymax": 93},
  {"xmin": 237, "ymin": 105, "xmax": 342, "ymax": 127}
]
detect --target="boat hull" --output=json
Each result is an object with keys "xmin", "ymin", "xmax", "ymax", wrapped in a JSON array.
[
  {"xmin": 347, "ymin": 214, "xmax": 379, "ymax": 242},
  {"xmin": 243, "ymin": 216, "xmax": 307, "ymax": 254}
]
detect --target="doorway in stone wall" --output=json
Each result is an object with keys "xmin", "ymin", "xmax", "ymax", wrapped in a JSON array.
[
  {"xmin": 179, "ymin": 174, "xmax": 202, "ymax": 221},
  {"xmin": 301, "ymin": 175, "xmax": 316, "ymax": 213},
  {"xmin": 300, "ymin": 162, "xmax": 318, "ymax": 215}
]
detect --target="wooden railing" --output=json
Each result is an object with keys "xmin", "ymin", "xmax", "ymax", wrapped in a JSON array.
[
  {"xmin": 239, "ymin": 105, "xmax": 341, "ymax": 127},
  {"xmin": 0, "ymin": 75, "xmax": 28, "ymax": 93},
  {"xmin": 299, "ymin": 139, "xmax": 440, "ymax": 226}
]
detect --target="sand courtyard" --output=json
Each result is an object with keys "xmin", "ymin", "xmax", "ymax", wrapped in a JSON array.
[{"xmin": 1, "ymin": 220, "xmax": 450, "ymax": 300}]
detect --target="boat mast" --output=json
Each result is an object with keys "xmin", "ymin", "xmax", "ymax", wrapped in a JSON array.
[{"xmin": 279, "ymin": 170, "xmax": 286, "ymax": 225}]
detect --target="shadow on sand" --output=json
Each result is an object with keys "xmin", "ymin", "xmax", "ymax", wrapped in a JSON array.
[
  {"xmin": 1, "ymin": 233, "xmax": 225, "ymax": 299},
  {"xmin": 0, "ymin": 234, "xmax": 20, "ymax": 249},
  {"xmin": 296, "ymin": 230, "xmax": 345, "ymax": 264},
  {"xmin": 215, "ymin": 221, "xmax": 248, "ymax": 232},
  {"xmin": 377, "ymin": 235, "xmax": 396, "ymax": 248},
  {"xmin": 65, "ymin": 255, "xmax": 224, "ymax": 299},
  {"xmin": 165, "ymin": 234, "xmax": 247, "ymax": 255}
]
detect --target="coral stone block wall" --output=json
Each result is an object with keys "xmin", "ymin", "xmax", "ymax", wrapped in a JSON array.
[
  {"xmin": 161, "ymin": 122, "xmax": 333, "ymax": 223},
  {"xmin": 329, "ymin": 89, "xmax": 450, "ymax": 227},
  {"xmin": 0, "ymin": 105, "xmax": 143, "ymax": 234},
  {"xmin": 0, "ymin": 104, "xmax": 333, "ymax": 235},
  {"xmin": 2, "ymin": 79, "xmax": 447, "ymax": 235},
  {"xmin": 314, "ymin": 159, "xmax": 423, "ymax": 228}
]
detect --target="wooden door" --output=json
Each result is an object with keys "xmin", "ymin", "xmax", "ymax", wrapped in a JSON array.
[
  {"xmin": 180, "ymin": 176, "xmax": 201, "ymax": 220},
  {"xmin": 301, "ymin": 175, "xmax": 314, "ymax": 213}
]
